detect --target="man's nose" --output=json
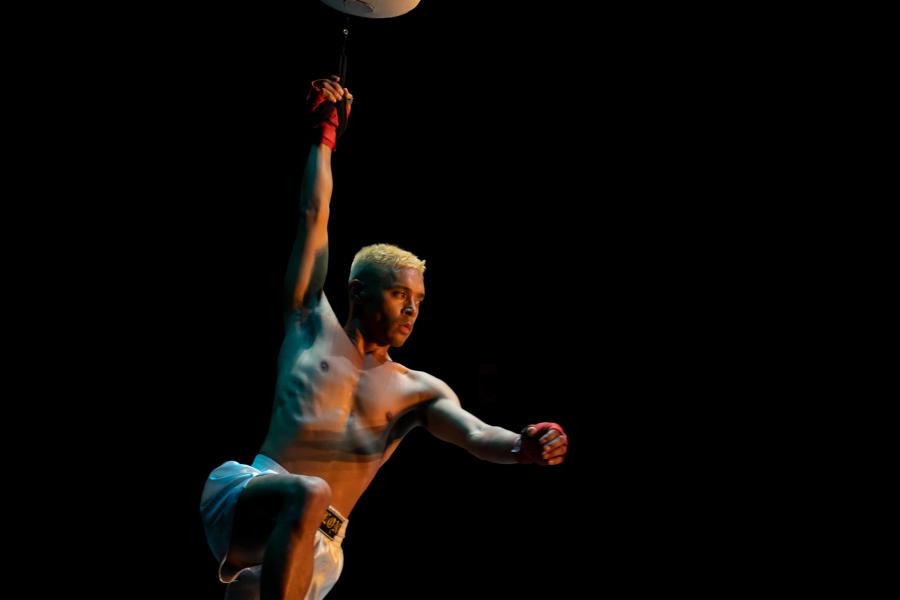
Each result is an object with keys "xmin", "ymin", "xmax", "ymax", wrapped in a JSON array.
[{"xmin": 403, "ymin": 303, "xmax": 416, "ymax": 316}]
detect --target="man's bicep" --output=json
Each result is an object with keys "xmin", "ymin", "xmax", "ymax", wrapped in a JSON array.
[
  {"xmin": 422, "ymin": 396, "xmax": 486, "ymax": 449},
  {"xmin": 285, "ymin": 242, "xmax": 328, "ymax": 313},
  {"xmin": 286, "ymin": 144, "xmax": 332, "ymax": 313}
]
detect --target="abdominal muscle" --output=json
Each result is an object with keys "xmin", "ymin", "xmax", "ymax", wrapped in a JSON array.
[
  {"xmin": 259, "ymin": 359, "xmax": 424, "ymax": 517},
  {"xmin": 264, "ymin": 440, "xmax": 403, "ymax": 517}
]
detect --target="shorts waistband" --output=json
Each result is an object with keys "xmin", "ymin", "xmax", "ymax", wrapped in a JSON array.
[
  {"xmin": 252, "ymin": 455, "xmax": 348, "ymax": 542},
  {"xmin": 319, "ymin": 505, "xmax": 348, "ymax": 542}
]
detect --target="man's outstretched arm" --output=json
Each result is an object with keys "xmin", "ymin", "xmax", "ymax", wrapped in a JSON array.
[
  {"xmin": 421, "ymin": 378, "xmax": 568, "ymax": 465},
  {"xmin": 284, "ymin": 77, "xmax": 350, "ymax": 313}
]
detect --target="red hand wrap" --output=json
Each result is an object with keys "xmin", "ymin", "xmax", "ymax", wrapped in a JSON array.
[
  {"xmin": 307, "ymin": 80, "xmax": 351, "ymax": 151},
  {"xmin": 515, "ymin": 422, "xmax": 567, "ymax": 465}
]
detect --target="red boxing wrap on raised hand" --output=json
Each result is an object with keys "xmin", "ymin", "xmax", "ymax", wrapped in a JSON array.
[
  {"xmin": 515, "ymin": 422, "xmax": 567, "ymax": 464},
  {"xmin": 307, "ymin": 79, "xmax": 351, "ymax": 151}
]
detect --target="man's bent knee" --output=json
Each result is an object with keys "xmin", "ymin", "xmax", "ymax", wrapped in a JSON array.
[{"xmin": 282, "ymin": 475, "xmax": 331, "ymax": 521}]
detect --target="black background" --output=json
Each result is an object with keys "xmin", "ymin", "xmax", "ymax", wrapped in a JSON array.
[{"xmin": 56, "ymin": 2, "xmax": 757, "ymax": 597}]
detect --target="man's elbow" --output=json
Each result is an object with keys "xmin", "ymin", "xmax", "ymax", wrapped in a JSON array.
[
  {"xmin": 464, "ymin": 427, "xmax": 490, "ymax": 456},
  {"xmin": 304, "ymin": 204, "xmax": 329, "ymax": 228}
]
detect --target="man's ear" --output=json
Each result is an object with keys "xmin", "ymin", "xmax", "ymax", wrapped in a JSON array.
[{"xmin": 349, "ymin": 279, "xmax": 366, "ymax": 302}]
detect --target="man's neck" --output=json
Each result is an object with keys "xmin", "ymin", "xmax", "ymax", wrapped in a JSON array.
[{"xmin": 344, "ymin": 319, "xmax": 390, "ymax": 364}]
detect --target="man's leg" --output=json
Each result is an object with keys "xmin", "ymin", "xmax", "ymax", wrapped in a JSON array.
[{"xmin": 224, "ymin": 473, "xmax": 331, "ymax": 600}]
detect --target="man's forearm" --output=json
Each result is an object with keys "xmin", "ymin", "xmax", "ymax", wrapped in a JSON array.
[{"xmin": 466, "ymin": 425, "xmax": 521, "ymax": 464}]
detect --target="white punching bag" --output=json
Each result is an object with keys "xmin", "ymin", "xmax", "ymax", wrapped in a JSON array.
[{"xmin": 319, "ymin": 0, "xmax": 421, "ymax": 19}]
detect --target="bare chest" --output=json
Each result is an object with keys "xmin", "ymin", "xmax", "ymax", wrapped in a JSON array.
[
  {"xmin": 280, "ymin": 351, "xmax": 424, "ymax": 437},
  {"xmin": 351, "ymin": 364, "xmax": 421, "ymax": 429}
]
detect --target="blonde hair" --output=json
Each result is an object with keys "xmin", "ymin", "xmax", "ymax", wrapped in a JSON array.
[{"xmin": 349, "ymin": 243, "xmax": 426, "ymax": 282}]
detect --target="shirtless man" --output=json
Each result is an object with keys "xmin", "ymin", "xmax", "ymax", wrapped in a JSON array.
[{"xmin": 200, "ymin": 76, "xmax": 568, "ymax": 600}]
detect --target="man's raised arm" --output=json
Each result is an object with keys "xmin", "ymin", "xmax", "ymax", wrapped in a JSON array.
[{"xmin": 285, "ymin": 77, "xmax": 351, "ymax": 313}]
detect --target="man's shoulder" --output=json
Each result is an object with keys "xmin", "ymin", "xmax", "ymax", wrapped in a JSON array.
[
  {"xmin": 386, "ymin": 362, "xmax": 424, "ymax": 381},
  {"xmin": 388, "ymin": 366, "xmax": 455, "ymax": 402}
]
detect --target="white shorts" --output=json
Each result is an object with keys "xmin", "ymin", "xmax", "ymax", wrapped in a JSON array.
[{"xmin": 200, "ymin": 454, "xmax": 347, "ymax": 599}]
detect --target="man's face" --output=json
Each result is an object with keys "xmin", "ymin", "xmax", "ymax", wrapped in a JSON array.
[{"xmin": 361, "ymin": 267, "xmax": 425, "ymax": 347}]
